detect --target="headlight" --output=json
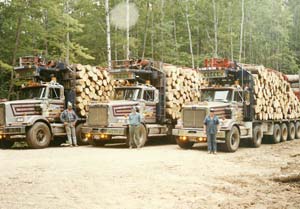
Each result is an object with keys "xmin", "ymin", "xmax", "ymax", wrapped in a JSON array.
[
  {"xmin": 118, "ymin": 119, "xmax": 125, "ymax": 123},
  {"xmin": 16, "ymin": 117, "xmax": 24, "ymax": 122}
]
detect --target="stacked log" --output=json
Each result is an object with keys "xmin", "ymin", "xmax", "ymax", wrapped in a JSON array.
[
  {"xmin": 284, "ymin": 75, "xmax": 300, "ymax": 99},
  {"xmin": 163, "ymin": 64, "xmax": 201, "ymax": 120},
  {"xmin": 243, "ymin": 65, "xmax": 300, "ymax": 120},
  {"xmin": 72, "ymin": 64, "xmax": 113, "ymax": 117}
]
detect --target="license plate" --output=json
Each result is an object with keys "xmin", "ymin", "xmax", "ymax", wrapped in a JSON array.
[{"xmin": 93, "ymin": 135, "xmax": 100, "ymax": 140}]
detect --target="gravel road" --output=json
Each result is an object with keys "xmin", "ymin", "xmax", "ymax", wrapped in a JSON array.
[{"xmin": 0, "ymin": 139, "xmax": 300, "ymax": 209}]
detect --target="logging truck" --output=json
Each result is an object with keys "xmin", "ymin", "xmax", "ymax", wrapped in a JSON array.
[
  {"xmin": 82, "ymin": 60, "xmax": 180, "ymax": 147},
  {"xmin": 0, "ymin": 56, "xmax": 86, "ymax": 149},
  {"xmin": 172, "ymin": 59, "xmax": 300, "ymax": 152}
]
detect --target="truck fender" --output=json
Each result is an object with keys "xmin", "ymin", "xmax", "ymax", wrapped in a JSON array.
[
  {"xmin": 221, "ymin": 119, "xmax": 240, "ymax": 134},
  {"xmin": 25, "ymin": 116, "xmax": 52, "ymax": 136}
]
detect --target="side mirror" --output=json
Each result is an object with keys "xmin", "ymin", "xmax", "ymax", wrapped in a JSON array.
[{"xmin": 154, "ymin": 90, "xmax": 159, "ymax": 103}]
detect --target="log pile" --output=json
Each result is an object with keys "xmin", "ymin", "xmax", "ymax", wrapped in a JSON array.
[
  {"xmin": 163, "ymin": 64, "xmax": 201, "ymax": 120},
  {"xmin": 243, "ymin": 65, "xmax": 300, "ymax": 120},
  {"xmin": 72, "ymin": 64, "xmax": 114, "ymax": 117},
  {"xmin": 284, "ymin": 74, "xmax": 300, "ymax": 99}
]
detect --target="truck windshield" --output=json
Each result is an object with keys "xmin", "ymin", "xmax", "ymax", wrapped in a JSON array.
[
  {"xmin": 201, "ymin": 89, "xmax": 232, "ymax": 102},
  {"xmin": 114, "ymin": 88, "xmax": 141, "ymax": 101},
  {"xmin": 20, "ymin": 87, "xmax": 46, "ymax": 100}
]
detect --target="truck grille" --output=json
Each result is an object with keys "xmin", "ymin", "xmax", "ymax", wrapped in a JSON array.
[
  {"xmin": 0, "ymin": 105, "xmax": 4, "ymax": 126},
  {"xmin": 183, "ymin": 109, "xmax": 206, "ymax": 128},
  {"xmin": 88, "ymin": 106, "xmax": 108, "ymax": 127}
]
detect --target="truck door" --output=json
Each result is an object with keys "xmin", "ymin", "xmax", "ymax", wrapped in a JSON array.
[
  {"xmin": 142, "ymin": 89, "xmax": 157, "ymax": 123},
  {"xmin": 233, "ymin": 90, "xmax": 244, "ymax": 122},
  {"xmin": 47, "ymin": 87, "xmax": 64, "ymax": 122}
]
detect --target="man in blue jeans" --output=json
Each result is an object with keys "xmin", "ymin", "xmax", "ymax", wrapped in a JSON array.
[{"xmin": 203, "ymin": 109, "xmax": 220, "ymax": 154}]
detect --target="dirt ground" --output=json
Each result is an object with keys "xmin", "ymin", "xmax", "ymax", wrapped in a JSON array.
[{"xmin": 0, "ymin": 139, "xmax": 300, "ymax": 209}]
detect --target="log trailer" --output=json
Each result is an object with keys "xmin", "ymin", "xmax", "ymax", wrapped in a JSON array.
[
  {"xmin": 172, "ymin": 58, "xmax": 300, "ymax": 152},
  {"xmin": 0, "ymin": 56, "xmax": 86, "ymax": 149},
  {"xmin": 82, "ymin": 60, "xmax": 174, "ymax": 147}
]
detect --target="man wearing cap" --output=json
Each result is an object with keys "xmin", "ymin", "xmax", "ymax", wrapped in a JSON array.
[
  {"xmin": 128, "ymin": 107, "xmax": 142, "ymax": 149},
  {"xmin": 60, "ymin": 102, "xmax": 78, "ymax": 147},
  {"xmin": 203, "ymin": 109, "xmax": 220, "ymax": 154}
]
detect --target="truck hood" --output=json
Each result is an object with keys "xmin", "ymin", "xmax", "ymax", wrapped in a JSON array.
[
  {"xmin": 108, "ymin": 100, "xmax": 139, "ymax": 117},
  {"xmin": 184, "ymin": 101, "xmax": 230, "ymax": 109},
  {"xmin": 2, "ymin": 99, "xmax": 42, "ymax": 106},
  {"xmin": 183, "ymin": 101, "xmax": 231, "ymax": 120},
  {"xmin": 2, "ymin": 99, "xmax": 43, "ymax": 117}
]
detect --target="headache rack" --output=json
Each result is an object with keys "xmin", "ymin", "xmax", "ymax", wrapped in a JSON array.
[{"xmin": 110, "ymin": 59, "xmax": 167, "ymax": 124}]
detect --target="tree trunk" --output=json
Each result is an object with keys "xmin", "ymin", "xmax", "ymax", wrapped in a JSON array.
[
  {"xmin": 126, "ymin": 0, "xmax": 130, "ymax": 59},
  {"xmin": 65, "ymin": 0, "xmax": 70, "ymax": 65},
  {"xmin": 8, "ymin": 16, "xmax": 22, "ymax": 100},
  {"xmin": 239, "ymin": 0, "xmax": 245, "ymax": 62},
  {"xmin": 212, "ymin": 0, "xmax": 218, "ymax": 57},
  {"xmin": 185, "ymin": 3, "xmax": 194, "ymax": 69},
  {"xmin": 141, "ymin": 1, "xmax": 150, "ymax": 59},
  {"xmin": 160, "ymin": 0, "xmax": 165, "ymax": 61},
  {"xmin": 105, "ymin": 0, "xmax": 112, "ymax": 70}
]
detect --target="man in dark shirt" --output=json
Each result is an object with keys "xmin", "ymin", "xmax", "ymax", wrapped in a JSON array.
[{"xmin": 203, "ymin": 109, "xmax": 220, "ymax": 154}]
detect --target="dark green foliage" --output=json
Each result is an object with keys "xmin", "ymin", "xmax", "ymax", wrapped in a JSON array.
[{"xmin": 0, "ymin": 0, "xmax": 299, "ymax": 98}]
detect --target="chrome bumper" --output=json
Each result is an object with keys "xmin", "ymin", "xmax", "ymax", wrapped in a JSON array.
[
  {"xmin": 82, "ymin": 126, "xmax": 127, "ymax": 136},
  {"xmin": 0, "ymin": 126, "xmax": 26, "ymax": 139},
  {"xmin": 172, "ymin": 128, "xmax": 226, "ymax": 139}
]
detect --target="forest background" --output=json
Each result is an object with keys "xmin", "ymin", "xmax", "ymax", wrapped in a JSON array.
[{"xmin": 0, "ymin": 0, "xmax": 299, "ymax": 98}]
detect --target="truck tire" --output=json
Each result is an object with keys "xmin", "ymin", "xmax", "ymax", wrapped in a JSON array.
[
  {"xmin": 88, "ymin": 139, "xmax": 106, "ymax": 147},
  {"xmin": 295, "ymin": 121, "xmax": 300, "ymax": 139},
  {"xmin": 288, "ymin": 122, "xmax": 295, "ymax": 141},
  {"xmin": 26, "ymin": 122, "xmax": 51, "ymax": 149},
  {"xmin": 280, "ymin": 123, "xmax": 288, "ymax": 142},
  {"xmin": 271, "ymin": 124, "xmax": 281, "ymax": 144},
  {"xmin": 176, "ymin": 137, "xmax": 194, "ymax": 149},
  {"xmin": 0, "ymin": 140, "xmax": 14, "ymax": 149},
  {"xmin": 138, "ymin": 125, "xmax": 148, "ymax": 147},
  {"xmin": 125, "ymin": 125, "xmax": 147, "ymax": 148},
  {"xmin": 76, "ymin": 123, "xmax": 88, "ymax": 145},
  {"xmin": 224, "ymin": 126, "xmax": 240, "ymax": 152},
  {"xmin": 251, "ymin": 126, "xmax": 262, "ymax": 148}
]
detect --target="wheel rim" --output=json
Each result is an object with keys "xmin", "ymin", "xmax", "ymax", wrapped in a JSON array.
[
  {"xmin": 290, "ymin": 125, "xmax": 295, "ymax": 140},
  {"xmin": 256, "ymin": 130, "xmax": 262, "ymax": 143},
  {"xmin": 297, "ymin": 125, "xmax": 300, "ymax": 137},
  {"xmin": 275, "ymin": 128, "xmax": 280, "ymax": 141},
  {"xmin": 282, "ymin": 126, "xmax": 288, "ymax": 141},
  {"xmin": 139, "ymin": 127, "xmax": 147, "ymax": 146},
  {"xmin": 231, "ymin": 131, "xmax": 239, "ymax": 146},
  {"xmin": 36, "ymin": 129, "xmax": 46, "ymax": 143}
]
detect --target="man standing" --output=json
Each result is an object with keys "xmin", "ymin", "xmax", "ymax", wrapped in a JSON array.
[
  {"xmin": 60, "ymin": 102, "xmax": 78, "ymax": 147},
  {"xmin": 203, "ymin": 109, "xmax": 220, "ymax": 154},
  {"xmin": 128, "ymin": 107, "xmax": 142, "ymax": 149}
]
